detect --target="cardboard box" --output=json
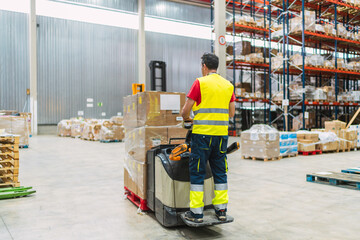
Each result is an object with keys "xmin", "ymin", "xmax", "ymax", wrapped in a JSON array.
[
  {"xmin": 100, "ymin": 121, "xmax": 125, "ymax": 141},
  {"xmin": 125, "ymin": 127, "xmax": 168, "ymax": 162},
  {"xmin": 110, "ymin": 116, "xmax": 123, "ymax": 125},
  {"xmin": 325, "ymin": 120, "xmax": 346, "ymax": 132},
  {"xmin": 0, "ymin": 116, "xmax": 29, "ymax": 146},
  {"xmin": 137, "ymin": 91, "xmax": 185, "ymax": 127},
  {"xmin": 298, "ymin": 142, "xmax": 316, "ymax": 152},
  {"xmin": 124, "ymin": 156, "xmax": 147, "ymax": 199},
  {"xmin": 167, "ymin": 126, "xmax": 188, "ymax": 145},
  {"xmin": 123, "ymin": 95, "xmax": 138, "ymax": 128},
  {"xmin": 241, "ymin": 139, "xmax": 280, "ymax": 159},
  {"xmin": 317, "ymin": 141, "xmax": 339, "ymax": 152},
  {"xmin": 304, "ymin": 133, "xmax": 319, "ymax": 141}
]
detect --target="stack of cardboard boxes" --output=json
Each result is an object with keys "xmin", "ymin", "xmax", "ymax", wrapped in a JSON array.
[
  {"xmin": 123, "ymin": 91, "xmax": 187, "ymax": 199},
  {"xmin": 57, "ymin": 120, "xmax": 72, "ymax": 137},
  {"xmin": 240, "ymin": 125, "xmax": 280, "ymax": 160},
  {"xmin": 325, "ymin": 120, "xmax": 356, "ymax": 151},
  {"xmin": 297, "ymin": 132, "xmax": 319, "ymax": 152},
  {"xmin": 349, "ymin": 125, "xmax": 360, "ymax": 148},
  {"xmin": 0, "ymin": 116, "xmax": 30, "ymax": 147}
]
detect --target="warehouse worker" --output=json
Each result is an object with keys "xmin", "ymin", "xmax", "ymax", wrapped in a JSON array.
[{"xmin": 181, "ymin": 53, "xmax": 235, "ymax": 223}]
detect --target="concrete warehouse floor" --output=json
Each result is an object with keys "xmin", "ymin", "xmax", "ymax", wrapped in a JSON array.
[{"xmin": 1, "ymin": 136, "xmax": 360, "ymax": 240}]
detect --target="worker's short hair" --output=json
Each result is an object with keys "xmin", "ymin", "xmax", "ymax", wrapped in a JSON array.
[{"xmin": 201, "ymin": 53, "xmax": 219, "ymax": 70}]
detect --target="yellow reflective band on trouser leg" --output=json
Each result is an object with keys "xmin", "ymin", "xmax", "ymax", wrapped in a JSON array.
[
  {"xmin": 190, "ymin": 184, "xmax": 204, "ymax": 214},
  {"xmin": 212, "ymin": 183, "xmax": 228, "ymax": 210}
]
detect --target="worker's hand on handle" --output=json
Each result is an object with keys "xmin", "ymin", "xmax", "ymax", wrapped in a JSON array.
[{"xmin": 182, "ymin": 118, "xmax": 193, "ymax": 129}]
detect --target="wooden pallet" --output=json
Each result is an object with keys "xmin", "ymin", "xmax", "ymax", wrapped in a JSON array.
[
  {"xmin": 342, "ymin": 167, "xmax": 360, "ymax": 174},
  {"xmin": 99, "ymin": 139, "xmax": 123, "ymax": 143},
  {"xmin": 80, "ymin": 138, "xmax": 96, "ymax": 141},
  {"xmin": 241, "ymin": 155, "xmax": 281, "ymax": 162},
  {"xmin": 322, "ymin": 149, "xmax": 340, "ymax": 154},
  {"xmin": 307, "ymin": 171, "xmax": 360, "ymax": 190},
  {"xmin": 0, "ymin": 136, "xmax": 19, "ymax": 145},
  {"xmin": 280, "ymin": 153, "xmax": 298, "ymax": 159}
]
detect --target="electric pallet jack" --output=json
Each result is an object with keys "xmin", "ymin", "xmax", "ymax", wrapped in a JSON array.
[{"xmin": 146, "ymin": 122, "xmax": 239, "ymax": 227}]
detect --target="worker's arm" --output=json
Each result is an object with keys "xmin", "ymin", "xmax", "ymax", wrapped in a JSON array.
[
  {"xmin": 181, "ymin": 98, "xmax": 196, "ymax": 121},
  {"xmin": 229, "ymin": 101, "xmax": 235, "ymax": 118}
]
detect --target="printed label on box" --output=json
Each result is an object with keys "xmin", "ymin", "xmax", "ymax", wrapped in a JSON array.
[
  {"xmin": 176, "ymin": 116, "xmax": 183, "ymax": 121},
  {"xmin": 160, "ymin": 94, "xmax": 180, "ymax": 111},
  {"xmin": 269, "ymin": 133, "xmax": 276, "ymax": 141}
]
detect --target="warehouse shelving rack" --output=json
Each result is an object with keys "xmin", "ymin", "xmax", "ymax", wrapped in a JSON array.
[{"xmin": 210, "ymin": 0, "xmax": 360, "ymax": 133}]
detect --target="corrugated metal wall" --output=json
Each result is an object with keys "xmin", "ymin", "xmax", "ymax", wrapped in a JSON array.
[
  {"xmin": 146, "ymin": 32, "xmax": 210, "ymax": 93},
  {"xmin": 37, "ymin": 16, "xmax": 137, "ymax": 124},
  {"xmin": 0, "ymin": 2, "xmax": 211, "ymax": 124},
  {"xmin": 63, "ymin": 0, "xmax": 137, "ymax": 12},
  {"xmin": 0, "ymin": 10, "xmax": 29, "ymax": 112}
]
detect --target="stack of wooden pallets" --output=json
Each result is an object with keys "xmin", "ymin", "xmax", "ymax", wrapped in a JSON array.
[{"xmin": 0, "ymin": 135, "xmax": 20, "ymax": 187}]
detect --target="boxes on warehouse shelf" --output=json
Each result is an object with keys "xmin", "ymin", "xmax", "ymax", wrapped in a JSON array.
[
  {"xmin": 241, "ymin": 124, "xmax": 280, "ymax": 160},
  {"xmin": 235, "ymin": 88, "xmax": 246, "ymax": 97},
  {"xmin": 292, "ymin": 112, "xmax": 316, "ymax": 131},
  {"xmin": 0, "ymin": 134, "xmax": 20, "ymax": 187},
  {"xmin": 124, "ymin": 156, "xmax": 147, "ymax": 199},
  {"xmin": 0, "ymin": 116, "xmax": 29, "ymax": 147},
  {"xmin": 123, "ymin": 91, "xmax": 186, "ymax": 128},
  {"xmin": 235, "ymin": 82, "xmax": 251, "ymax": 92},
  {"xmin": 279, "ymin": 132, "xmax": 298, "ymax": 157},
  {"xmin": 226, "ymin": 41, "xmax": 251, "ymax": 56},
  {"xmin": 57, "ymin": 120, "xmax": 72, "ymax": 137},
  {"xmin": 99, "ymin": 120, "xmax": 125, "ymax": 142}
]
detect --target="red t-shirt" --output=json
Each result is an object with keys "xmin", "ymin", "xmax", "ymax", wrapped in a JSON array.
[{"xmin": 187, "ymin": 79, "xmax": 236, "ymax": 106}]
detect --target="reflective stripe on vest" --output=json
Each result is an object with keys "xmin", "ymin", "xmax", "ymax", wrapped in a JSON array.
[
  {"xmin": 193, "ymin": 108, "xmax": 229, "ymax": 116},
  {"xmin": 193, "ymin": 120, "xmax": 229, "ymax": 126},
  {"xmin": 192, "ymin": 74, "xmax": 234, "ymax": 136}
]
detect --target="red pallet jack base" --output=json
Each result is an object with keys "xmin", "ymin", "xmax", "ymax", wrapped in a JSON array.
[
  {"xmin": 298, "ymin": 150, "xmax": 322, "ymax": 156},
  {"xmin": 124, "ymin": 186, "xmax": 150, "ymax": 211}
]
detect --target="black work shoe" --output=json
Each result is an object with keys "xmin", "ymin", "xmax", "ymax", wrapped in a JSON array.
[
  {"xmin": 184, "ymin": 211, "xmax": 203, "ymax": 223},
  {"xmin": 215, "ymin": 209, "xmax": 227, "ymax": 221}
]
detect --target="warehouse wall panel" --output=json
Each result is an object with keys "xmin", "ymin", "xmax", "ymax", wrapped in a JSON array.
[
  {"xmin": 63, "ymin": 0, "xmax": 137, "ymax": 12},
  {"xmin": 146, "ymin": 0, "xmax": 210, "ymax": 25},
  {"xmin": 37, "ymin": 16, "xmax": 137, "ymax": 124},
  {"xmin": 146, "ymin": 32, "xmax": 211, "ymax": 94},
  {"xmin": 0, "ymin": 10, "xmax": 29, "ymax": 112}
]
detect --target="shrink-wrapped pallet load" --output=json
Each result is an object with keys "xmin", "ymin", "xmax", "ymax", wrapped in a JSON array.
[{"xmin": 241, "ymin": 124, "xmax": 280, "ymax": 160}]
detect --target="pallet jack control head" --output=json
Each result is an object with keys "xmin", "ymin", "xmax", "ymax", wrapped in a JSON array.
[{"xmin": 169, "ymin": 143, "xmax": 189, "ymax": 161}]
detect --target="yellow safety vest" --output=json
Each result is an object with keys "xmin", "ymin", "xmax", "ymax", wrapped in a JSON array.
[{"xmin": 192, "ymin": 73, "xmax": 234, "ymax": 136}]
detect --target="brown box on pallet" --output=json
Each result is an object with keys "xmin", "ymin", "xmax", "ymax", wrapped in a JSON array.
[
  {"xmin": 125, "ymin": 126, "xmax": 168, "ymax": 163},
  {"xmin": 240, "ymin": 139, "xmax": 279, "ymax": 159},
  {"xmin": 325, "ymin": 120, "xmax": 346, "ymax": 132},
  {"xmin": 304, "ymin": 133, "xmax": 319, "ymax": 141},
  {"xmin": 298, "ymin": 142, "xmax": 316, "ymax": 152},
  {"xmin": 124, "ymin": 156, "xmax": 148, "ymax": 199},
  {"xmin": 137, "ymin": 91, "xmax": 185, "ymax": 127},
  {"xmin": 0, "ymin": 116, "xmax": 29, "ymax": 146},
  {"xmin": 340, "ymin": 129, "xmax": 357, "ymax": 141},
  {"xmin": 317, "ymin": 141, "xmax": 339, "ymax": 152},
  {"xmin": 123, "ymin": 94, "xmax": 138, "ymax": 128},
  {"xmin": 235, "ymin": 82, "xmax": 251, "ymax": 92}
]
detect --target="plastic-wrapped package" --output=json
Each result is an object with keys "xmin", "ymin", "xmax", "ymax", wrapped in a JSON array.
[
  {"xmin": 337, "ymin": 24, "xmax": 347, "ymax": 38},
  {"xmin": 110, "ymin": 116, "xmax": 123, "ymax": 125},
  {"xmin": 324, "ymin": 24, "xmax": 336, "ymax": 36},
  {"xmin": 324, "ymin": 60, "xmax": 334, "ymax": 69},
  {"xmin": 71, "ymin": 119, "xmax": 85, "ymax": 138},
  {"xmin": 245, "ymin": 53, "xmax": 263, "ymax": 63},
  {"xmin": 81, "ymin": 122, "xmax": 102, "ymax": 141},
  {"xmin": 307, "ymin": 55, "xmax": 325, "ymax": 67},
  {"xmin": 351, "ymin": 91, "xmax": 360, "ymax": 102},
  {"xmin": 271, "ymin": 53, "xmax": 284, "ymax": 70},
  {"xmin": 123, "ymin": 91, "xmax": 185, "ymax": 128},
  {"xmin": 315, "ymin": 24, "xmax": 325, "ymax": 33},
  {"xmin": 237, "ymin": 15, "xmax": 255, "ymax": 25},
  {"xmin": 297, "ymin": 131, "xmax": 319, "ymax": 152},
  {"xmin": 19, "ymin": 113, "xmax": 32, "ymax": 136},
  {"xmin": 313, "ymin": 88, "xmax": 327, "ymax": 100},
  {"xmin": 0, "ymin": 116, "xmax": 29, "ymax": 146},
  {"xmin": 124, "ymin": 125, "xmax": 187, "ymax": 199},
  {"xmin": 304, "ymin": 10, "xmax": 316, "ymax": 32},
  {"xmin": 57, "ymin": 120, "xmax": 72, "ymax": 137},
  {"xmin": 279, "ymin": 132, "xmax": 298, "ymax": 156},
  {"xmin": 241, "ymin": 124, "xmax": 280, "ymax": 159},
  {"xmin": 349, "ymin": 125, "xmax": 360, "ymax": 147},
  {"xmin": 99, "ymin": 121, "xmax": 125, "ymax": 141}
]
